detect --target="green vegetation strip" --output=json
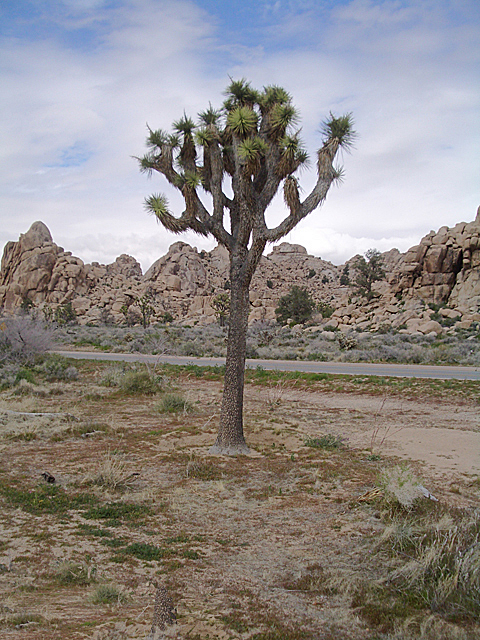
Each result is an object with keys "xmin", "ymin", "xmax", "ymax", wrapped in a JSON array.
[
  {"xmin": 0, "ymin": 481, "xmax": 98, "ymax": 516},
  {"xmin": 159, "ymin": 363, "xmax": 480, "ymax": 400}
]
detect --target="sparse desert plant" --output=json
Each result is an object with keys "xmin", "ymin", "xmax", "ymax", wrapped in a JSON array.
[
  {"xmin": 378, "ymin": 465, "xmax": 426, "ymax": 509},
  {"xmin": 382, "ymin": 509, "xmax": 480, "ymax": 622},
  {"xmin": 156, "ymin": 393, "xmax": 192, "ymax": 414},
  {"xmin": 4, "ymin": 612, "xmax": 45, "ymax": 628},
  {"xmin": 186, "ymin": 457, "xmax": 221, "ymax": 480},
  {"xmin": 87, "ymin": 452, "xmax": 138, "ymax": 491},
  {"xmin": 38, "ymin": 354, "xmax": 78, "ymax": 381},
  {"xmin": 317, "ymin": 300, "xmax": 335, "ymax": 318},
  {"xmin": 0, "ymin": 315, "xmax": 54, "ymax": 365},
  {"xmin": 337, "ymin": 332, "xmax": 357, "ymax": 350},
  {"xmin": 118, "ymin": 369, "xmax": 161, "ymax": 394},
  {"xmin": 121, "ymin": 541, "xmax": 168, "ymax": 561},
  {"xmin": 89, "ymin": 583, "xmax": 127, "ymax": 604},
  {"xmin": 267, "ymin": 378, "xmax": 293, "ymax": 408},
  {"xmin": 353, "ymin": 248, "xmax": 386, "ymax": 300},
  {"xmin": 275, "ymin": 286, "xmax": 316, "ymax": 325},
  {"xmin": 305, "ymin": 433, "xmax": 348, "ymax": 450},
  {"xmin": 55, "ymin": 560, "xmax": 95, "ymax": 586},
  {"xmin": 100, "ymin": 364, "xmax": 162, "ymax": 394}
]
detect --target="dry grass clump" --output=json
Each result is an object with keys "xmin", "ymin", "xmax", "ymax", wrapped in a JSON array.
[
  {"xmin": 0, "ymin": 408, "xmax": 76, "ymax": 441},
  {"xmin": 54, "ymin": 560, "xmax": 96, "ymax": 586},
  {"xmin": 100, "ymin": 364, "xmax": 163, "ymax": 394},
  {"xmin": 85, "ymin": 452, "xmax": 138, "ymax": 491},
  {"xmin": 379, "ymin": 464, "xmax": 427, "ymax": 509},
  {"xmin": 386, "ymin": 509, "xmax": 480, "ymax": 622},
  {"xmin": 89, "ymin": 583, "xmax": 128, "ymax": 605},
  {"xmin": 156, "ymin": 392, "xmax": 193, "ymax": 414},
  {"xmin": 186, "ymin": 456, "xmax": 222, "ymax": 481}
]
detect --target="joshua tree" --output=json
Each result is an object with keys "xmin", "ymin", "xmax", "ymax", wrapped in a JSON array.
[
  {"xmin": 138, "ymin": 79, "xmax": 355, "ymax": 454},
  {"xmin": 212, "ymin": 292, "xmax": 230, "ymax": 327}
]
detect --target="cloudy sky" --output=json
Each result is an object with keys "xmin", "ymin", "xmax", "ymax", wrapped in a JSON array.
[{"xmin": 1, "ymin": 0, "xmax": 479, "ymax": 271}]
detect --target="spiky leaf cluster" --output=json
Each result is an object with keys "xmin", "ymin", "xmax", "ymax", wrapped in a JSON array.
[{"xmin": 138, "ymin": 79, "xmax": 355, "ymax": 251}]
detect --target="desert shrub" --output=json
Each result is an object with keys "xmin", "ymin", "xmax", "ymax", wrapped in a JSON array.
[
  {"xmin": 38, "ymin": 354, "xmax": 78, "ymax": 381},
  {"xmin": 119, "ymin": 370, "xmax": 161, "ymax": 394},
  {"xmin": 55, "ymin": 560, "xmax": 95, "ymax": 586},
  {"xmin": 122, "ymin": 542, "xmax": 168, "ymax": 561},
  {"xmin": 317, "ymin": 301, "xmax": 335, "ymax": 318},
  {"xmin": 54, "ymin": 302, "xmax": 77, "ymax": 325},
  {"xmin": 100, "ymin": 365, "xmax": 161, "ymax": 394},
  {"xmin": 186, "ymin": 458, "xmax": 221, "ymax": 480},
  {"xmin": 378, "ymin": 465, "xmax": 426, "ymax": 509},
  {"xmin": 0, "ymin": 363, "xmax": 20, "ymax": 389},
  {"xmin": 304, "ymin": 434, "xmax": 347, "ymax": 450},
  {"xmin": 353, "ymin": 248, "xmax": 385, "ymax": 300},
  {"xmin": 89, "ymin": 583, "xmax": 127, "ymax": 604},
  {"xmin": 0, "ymin": 315, "xmax": 54, "ymax": 365},
  {"xmin": 180, "ymin": 340, "xmax": 204, "ymax": 357},
  {"xmin": 87, "ymin": 453, "xmax": 136, "ymax": 491},
  {"xmin": 337, "ymin": 333, "xmax": 357, "ymax": 350},
  {"xmin": 156, "ymin": 393, "xmax": 192, "ymax": 414},
  {"xmin": 383, "ymin": 509, "xmax": 480, "ymax": 622}
]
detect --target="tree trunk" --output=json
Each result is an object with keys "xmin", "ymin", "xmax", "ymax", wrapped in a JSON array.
[{"xmin": 210, "ymin": 254, "xmax": 251, "ymax": 455}]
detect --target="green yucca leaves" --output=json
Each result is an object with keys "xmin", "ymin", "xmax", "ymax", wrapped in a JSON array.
[
  {"xmin": 144, "ymin": 194, "xmax": 186, "ymax": 233},
  {"xmin": 198, "ymin": 105, "xmax": 221, "ymax": 126},
  {"xmin": 223, "ymin": 78, "xmax": 259, "ymax": 111},
  {"xmin": 173, "ymin": 171, "xmax": 201, "ymax": 190},
  {"xmin": 146, "ymin": 127, "xmax": 169, "ymax": 149},
  {"xmin": 227, "ymin": 106, "xmax": 258, "ymax": 137},
  {"xmin": 195, "ymin": 128, "xmax": 214, "ymax": 147},
  {"xmin": 321, "ymin": 112, "xmax": 356, "ymax": 150},
  {"xmin": 269, "ymin": 103, "xmax": 299, "ymax": 137},
  {"xmin": 239, "ymin": 137, "xmax": 268, "ymax": 173},
  {"xmin": 173, "ymin": 115, "xmax": 196, "ymax": 136},
  {"xmin": 146, "ymin": 128, "xmax": 180, "ymax": 151},
  {"xmin": 144, "ymin": 193, "xmax": 170, "ymax": 219},
  {"xmin": 260, "ymin": 85, "xmax": 292, "ymax": 111}
]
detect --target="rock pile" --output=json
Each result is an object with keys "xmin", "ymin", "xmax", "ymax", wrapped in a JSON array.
[{"xmin": 1, "ymin": 208, "xmax": 479, "ymax": 334}]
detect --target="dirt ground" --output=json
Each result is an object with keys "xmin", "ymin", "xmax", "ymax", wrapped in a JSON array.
[{"xmin": 0, "ymin": 362, "xmax": 479, "ymax": 640}]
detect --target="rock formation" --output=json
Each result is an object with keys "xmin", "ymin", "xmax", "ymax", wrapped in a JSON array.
[{"xmin": 1, "ymin": 207, "xmax": 479, "ymax": 334}]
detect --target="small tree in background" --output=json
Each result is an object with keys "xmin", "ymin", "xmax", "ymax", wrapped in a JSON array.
[
  {"xmin": 353, "ymin": 249, "xmax": 385, "ymax": 300},
  {"xmin": 275, "ymin": 286, "xmax": 316, "ymax": 325},
  {"xmin": 340, "ymin": 264, "xmax": 350, "ymax": 286},
  {"xmin": 135, "ymin": 294, "xmax": 155, "ymax": 329},
  {"xmin": 212, "ymin": 292, "xmax": 230, "ymax": 327},
  {"xmin": 138, "ymin": 79, "xmax": 355, "ymax": 454}
]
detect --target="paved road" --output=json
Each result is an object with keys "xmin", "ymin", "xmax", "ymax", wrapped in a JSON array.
[{"xmin": 54, "ymin": 351, "xmax": 480, "ymax": 381}]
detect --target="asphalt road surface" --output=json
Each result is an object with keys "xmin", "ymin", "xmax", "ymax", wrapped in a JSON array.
[{"xmin": 54, "ymin": 351, "xmax": 480, "ymax": 381}]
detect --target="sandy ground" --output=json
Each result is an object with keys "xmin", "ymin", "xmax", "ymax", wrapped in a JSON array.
[{"xmin": 265, "ymin": 388, "xmax": 480, "ymax": 477}]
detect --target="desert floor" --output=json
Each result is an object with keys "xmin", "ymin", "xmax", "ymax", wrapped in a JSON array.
[{"xmin": 0, "ymin": 360, "xmax": 479, "ymax": 640}]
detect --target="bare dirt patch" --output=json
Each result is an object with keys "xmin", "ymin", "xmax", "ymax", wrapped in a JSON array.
[{"xmin": 0, "ymin": 361, "xmax": 479, "ymax": 640}]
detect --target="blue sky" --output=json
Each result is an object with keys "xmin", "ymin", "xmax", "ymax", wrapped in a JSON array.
[{"xmin": 1, "ymin": 0, "xmax": 479, "ymax": 269}]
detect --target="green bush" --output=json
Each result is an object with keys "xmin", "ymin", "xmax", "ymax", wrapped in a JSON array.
[
  {"xmin": 39, "ymin": 354, "xmax": 78, "ymax": 381},
  {"xmin": 275, "ymin": 286, "xmax": 315, "ymax": 325},
  {"xmin": 89, "ymin": 583, "xmax": 127, "ymax": 604},
  {"xmin": 118, "ymin": 370, "xmax": 161, "ymax": 394},
  {"xmin": 156, "ymin": 393, "xmax": 192, "ymax": 413},
  {"xmin": 304, "ymin": 434, "xmax": 347, "ymax": 450},
  {"xmin": 55, "ymin": 561, "xmax": 95, "ymax": 586}
]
